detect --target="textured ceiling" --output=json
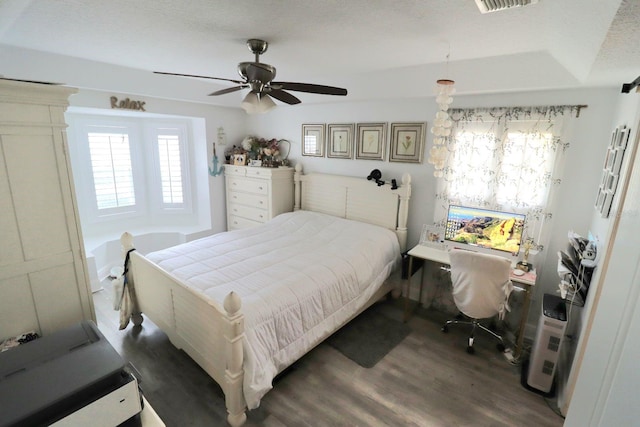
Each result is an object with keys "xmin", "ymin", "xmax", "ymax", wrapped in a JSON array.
[{"xmin": 0, "ymin": 0, "xmax": 637, "ymax": 107}]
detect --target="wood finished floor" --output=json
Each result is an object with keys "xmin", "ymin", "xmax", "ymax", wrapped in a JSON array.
[{"xmin": 94, "ymin": 281, "xmax": 565, "ymax": 427}]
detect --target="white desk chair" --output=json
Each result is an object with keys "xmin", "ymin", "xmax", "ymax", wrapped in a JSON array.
[{"xmin": 442, "ymin": 249, "xmax": 514, "ymax": 354}]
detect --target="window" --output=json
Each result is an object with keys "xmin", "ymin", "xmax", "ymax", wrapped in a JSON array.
[
  {"xmin": 68, "ymin": 115, "xmax": 192, "ymax": 223},
  {"xmin": 435, "ymin": 106, "xmax": 582, "ymax": 250},
  {"xmin": 447, "ymin": 123, "xmax": 555, "ymax": 207},
  {"xmin": 157, "ymin": 133, "xmax": 183, "ymax": 204},
  {"xmin": 88, "ymin": 130, "xmax": 136, "ymax": 211},
  {"xmin": 149, "ymin": 124, "xmax": 191, "ymax": 211}
]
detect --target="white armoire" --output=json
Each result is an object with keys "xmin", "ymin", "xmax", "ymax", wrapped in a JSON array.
[{"xmin": 0, "ymin": 79, "xmax": 94, "ymax": 340}]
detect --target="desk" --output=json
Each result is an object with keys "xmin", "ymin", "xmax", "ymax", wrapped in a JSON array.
[{"xmin": 404, "ymin": 244, "xmax": 536, "ymax": 361}]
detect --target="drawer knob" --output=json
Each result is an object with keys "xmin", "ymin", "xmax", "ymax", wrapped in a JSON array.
[{"xmin": 259, "ymin": 186, "xmax": 264, "ymax": 190}]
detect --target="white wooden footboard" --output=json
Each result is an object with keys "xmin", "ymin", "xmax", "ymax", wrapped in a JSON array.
[{"xmin": 122, "ymin": 236, "xmax": 247, "ymax": 426}]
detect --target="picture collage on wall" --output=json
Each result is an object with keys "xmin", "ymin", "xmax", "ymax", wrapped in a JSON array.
[
  {"xmin": 301, "ymin": 122, "xmax": 427, "ymax": 163},
  {"xmin": 595, "ymin": 125, "xmax": 631, "ymax": 218}
]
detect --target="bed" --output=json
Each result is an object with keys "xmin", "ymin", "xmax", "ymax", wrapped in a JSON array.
[{"xmin": 120, "ymin": 164, "xmax": 411, "ymax": 426}]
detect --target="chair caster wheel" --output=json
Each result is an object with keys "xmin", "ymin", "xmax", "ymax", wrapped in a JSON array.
[
  {"xmin": 497, "ymin": 343, "xmax": 506, "ymax": 352},
  {"xmin": 442, "ymin": 325, "xmax": 449, "ymax": 333},
  {"xmin": 466, "ymin": 346, "xmax": 475, "ymax": 355}
]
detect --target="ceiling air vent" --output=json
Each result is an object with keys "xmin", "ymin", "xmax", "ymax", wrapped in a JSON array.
[{"xmin": 474, "ymin": 0, "xmax": 539, "ymax": 14}]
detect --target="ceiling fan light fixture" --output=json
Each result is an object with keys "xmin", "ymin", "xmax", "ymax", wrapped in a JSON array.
[
  {"xmin": 241, "ymin": 92, "xmax": 276, "ymax": 114},
  {"xmin": 241, "ymin": 92, "xmax": 259, "ymax": 114},
  {"xmin": 256, "ymin": 93, "xmax": 276, "ymax": 114}
]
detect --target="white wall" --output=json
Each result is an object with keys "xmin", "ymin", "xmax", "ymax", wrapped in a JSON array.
[
  {"xmin": 564, "ymin": 93, "xmax": 640, "ymax": 425},
  {"xmin": 246, "ymin": 87, "xmax": 619, "ymax": 335}
]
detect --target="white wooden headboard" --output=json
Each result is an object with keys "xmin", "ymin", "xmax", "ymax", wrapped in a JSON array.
[{"xmin": 293, "ymin": 164, "xmax": 411, "ymax": 252}]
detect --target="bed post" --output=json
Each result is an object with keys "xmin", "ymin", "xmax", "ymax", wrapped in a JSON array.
[
  {"xmin": 395, "ymin": 173, "xmax": 411, "ymax": 252},
  {"xmin": 223, "ymin": 291, "xmax": 247, "ymax": 427},
  {"xmin": 120, "ymin": 232, "xmax": 143, "ymax": 326},
  {"xmin": 293, "ymin": 163, "xmax": 303, "ymax": 211}
]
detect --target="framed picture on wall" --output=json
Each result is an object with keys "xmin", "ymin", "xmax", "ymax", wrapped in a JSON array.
[
  {"xmin": 327, "ymin": 123, "xmax": 354, "ymax": 159},
  {"xmin": 355, "ymin": 122, "xmax": 387, "ymax": 161},
  {"xmin": 301, "ymin": 124, "xmax": 325, "ymax": 157},
  {"xmin": 608, "ymin": 127, "xmax": 618, "ymax": 148},
  {"xmin": 616, "ymin": 126, "xmax": 630, "ymax": 149},
  {"xmin": 595, "ymin": 186, "xmax": 605, "ymax": 211},
  {"xmin": 389, "ymin": 122, "xmax": 426, "ymax": 163}
]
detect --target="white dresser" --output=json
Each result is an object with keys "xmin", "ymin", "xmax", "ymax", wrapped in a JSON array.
[{"xmin": 225, "ymin": 166, "xmax": 294, "ymax": 230}]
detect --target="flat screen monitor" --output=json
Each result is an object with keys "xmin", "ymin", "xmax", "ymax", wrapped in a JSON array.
[{"xmin": 444, "ymin": 205, "xmax": 526, "ymax": 254}]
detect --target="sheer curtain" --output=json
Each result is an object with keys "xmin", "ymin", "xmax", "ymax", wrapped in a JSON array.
[{"xmin": 434, "ymin": 105, "xmax": 584, "ymax": 253}]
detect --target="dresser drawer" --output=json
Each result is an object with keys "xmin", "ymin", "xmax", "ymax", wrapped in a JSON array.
[
  {"xmin": 228, "ymin": 215, "xmax": 262, "ymax": 230},
  {"xmin": 228, "ymin": 203, "xmax": 268, "ymax": 222},
  {"xmin": 227, "ymin": 191, "xmax": 268, "ymax": 208},
  {"xmin": 225, "ymin": 166, "xmax": 248, "ymax": 176},
  {"xmin": 245, "ymin": 167, "xmax": 273, "ymax": 178},
  {"xmin": 227, "ymin": 177, "xmax": 269, "ymax": 195}
]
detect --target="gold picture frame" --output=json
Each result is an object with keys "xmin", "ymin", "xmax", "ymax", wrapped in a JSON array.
[
  {"xmin": 327, "ymin": 123, "xmax": 354, "ymax": 159},
  {"xmin": 389, "ymin": 122, "xmax": 426, "ymax": 163},
  {"xmin": 355, "ymin": 122, "xmax": 387, "ymax": 161},
  {"xmin": 301, "ymin": 124, "xmax": 325, "ymax": 157}
]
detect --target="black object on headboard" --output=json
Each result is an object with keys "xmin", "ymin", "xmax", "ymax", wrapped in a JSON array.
[{"xmin": 621, "ymin": 75, "xmax": 640, "ymax": 93}]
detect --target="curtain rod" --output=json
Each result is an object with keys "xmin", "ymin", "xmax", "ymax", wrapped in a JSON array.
[{"xmin": 450, "ymin": 104, "xmax": 588, "ymax": 118}]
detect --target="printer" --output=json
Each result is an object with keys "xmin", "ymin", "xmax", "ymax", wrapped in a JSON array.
[{"xmin": 0, "ymin": 321, "xmax": 142, "ymax": 427}]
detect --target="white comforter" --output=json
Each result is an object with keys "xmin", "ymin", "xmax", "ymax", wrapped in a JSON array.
[{"xmin": 145, "ymin": 210, "xmax": 401, "ymax": 408}]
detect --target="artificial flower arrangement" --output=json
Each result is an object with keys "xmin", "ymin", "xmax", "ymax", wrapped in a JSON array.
[
  {"xmin": 241, "ymin": 136, "xmax": 281, "ymax": 159},
  {"xmin": 226, "ymin": 136, "xmax": 289, "ymax": 167}
]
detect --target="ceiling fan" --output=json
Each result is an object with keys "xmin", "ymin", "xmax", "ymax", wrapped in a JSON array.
[{"xmin": 154, "ymin": 39, "xmax": 348, "ymax": 113}]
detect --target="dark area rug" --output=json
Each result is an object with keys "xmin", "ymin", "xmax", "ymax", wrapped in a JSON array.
[{"xmin": 326, "ymin": 304, "xmax": 411, "ymax": 368}]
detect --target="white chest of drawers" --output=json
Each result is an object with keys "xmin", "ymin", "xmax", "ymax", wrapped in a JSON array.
[{"xmin": 225, "ymin": 166, "xmax": 294, "ymax": 230}]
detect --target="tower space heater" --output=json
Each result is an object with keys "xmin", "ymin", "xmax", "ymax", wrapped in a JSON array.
[{"xmin": 527, "ymin": 294, "xmax": 567, "ymax": 393}]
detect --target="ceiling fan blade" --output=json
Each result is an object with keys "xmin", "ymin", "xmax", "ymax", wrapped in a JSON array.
[
  {"xmin": 272, "ymin": 81, "xmax": 347, "ymax": 96},
  {"xmin": 208, "ymin": 86, "xmax": 247, "ymax": 96},
  {"xmin": 0, "ymin": 77, "xmax": 62, "ymax": 85},
  {"xmin": 268, "ymin": 89, "xmax": 301, "ymax": 105},
  {"xmin": 154, "ymin": 71, "xmax": 245, "ymax": 85}
]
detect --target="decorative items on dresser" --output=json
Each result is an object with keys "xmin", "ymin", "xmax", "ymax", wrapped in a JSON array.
[
  {"xmin": 225, "ymin": 165, "xmax": 294, "ymax": 230},
  {"xmin": 0, "ymin": 79, "xmax": 95, "ymax": 340}
]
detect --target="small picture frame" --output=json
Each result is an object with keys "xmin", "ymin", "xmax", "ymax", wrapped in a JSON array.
[
  {"xmin": 420, "ymin": 225, "xmax": 444, "ymax": 247},
  {"xmin": 617, "ymin": 127, "xmax": 630, "ymax": 149},
  {"xmin": 605, "ymin": 173, "xmax": 619, "ymax": 192},
  {"xmin": 595, "ymin": 186, "xmax": 605, "ymax": 211},
  {"xmin": 233, "ymin": 153, "xmax": 247, "ymax": 166},
  {"xmin": 355, "ymin": 122, "xmax": 387, "ymax": 161},
  {"xmin": 612, "ymin": 148, "xmax": 625, "ymax": 174},
  {"xmin": 608, "ymin": 128, "xmax": 618, "ymax": 148},
  {"xmin": 248, "ymin": 159, "xmax": 263, "ymax": 167},
  {"xmin": 327, "ymin": 123, "xmax": 354, "ymax": 159},
  {"xmin": 601, "ymin": 191, "xmax": 614, "ymax": 218},
  {"xmin": 604, "ymin": 148, "xmax": 616, "ymax": 171},
  {"xmin": 389, "ymin": 122, "xmax": 426, "ymax": 163},
  {"xmin": 302, "ymin": 124, "xmax": 325, "ymax": 157}
]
